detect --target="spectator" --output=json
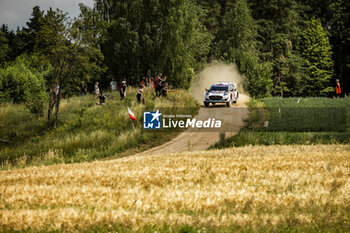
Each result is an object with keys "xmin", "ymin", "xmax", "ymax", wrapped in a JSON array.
[
  {"xmin": 120, "ymin": 78, "xmax": 127, "ymax": 100},
  {"xmin": 94, "ymin": 82, "xmax": 100, "ymax": 96},
  {"xmin": 96, "ymin": 91, "xmax": 106, "ymax": 105},
  {"xmin": 156, "ymin": 78, "xmax": 165, "ymax": 97},
  {"xmin": 140, "ymin": 76, "xmax": 146, "ymax": 86},
  {"xmin": 335, "ymin": 79, "xmax": 342, "ymax": 98},
  {"xmin": 154, "ymin": 74, "xmax": 160, "ymax": 96},
  {"xmin": 79, "ymin": 81, "xmax": 87, "ymax": 96},
  {"xmin": 146, "ymin": 70, "xmax": 152, "ymax": 87},
  {"xmin": 110, "ymin": 78, "xmax": 117, "ymax": 92},
  {"xmin": 136, "ymin": 85, "xmax": 147, "ymax": 104},
  {"xmin": 160, "ymin": 82, "xmax": 173, "ymax": 97}
]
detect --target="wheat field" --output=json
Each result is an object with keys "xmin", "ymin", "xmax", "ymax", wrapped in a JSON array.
[{"xmin": 1, "ymin": 145, "xmax": 350, "ymax": 231}]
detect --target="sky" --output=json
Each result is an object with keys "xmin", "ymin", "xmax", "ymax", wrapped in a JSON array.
[{"xmin": 0, "ymin": 0, "xmax": 94, "ymax": 30}]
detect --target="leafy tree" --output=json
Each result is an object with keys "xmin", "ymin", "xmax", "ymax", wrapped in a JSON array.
[
  {"xmin": 299, "ymin": 18, "xmax": 334, "ymax": 96},
  {"xmin": 159, "ymin": 0, "xmax": 212, "ymax": 89},
  {"xmin": 0, "ymin": 25, "xmax": 27, "ymax": 62},
  {"xmin": 328, "ymin": 0, "xmax": 349, "ymax": 95},
  {"xmin": 0, "ymin": 31, "xmax": 9, "ymax": 64},
  {"xmin": 36, "ymin": 8, "xmax": 105, "ymax": 125},
  {"xmin": 217, "ymin": 0, "xmax": 272, "ymax": 97},
  {"xmin": 0, "ymin": 54, "xmax": 49, "ymax": 115},
  {"xmin": 70, "ymin": 3, "xmax": 107, "ymax": 90},
  {"xmin": 251, "ymin": 0, "xmax": 307, "ymax": 97},
  {"xmin": 100, "ymin": 0, "xmax": 211, "ymax": 88},
  {"xmin": 300, "ymin": 0, "xmax": 349, "ymax": 94}
]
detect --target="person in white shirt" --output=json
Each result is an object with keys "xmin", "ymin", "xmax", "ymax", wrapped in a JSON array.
[
  {"xmin": 94, "ymin": 82, "xmax": 100, "ymax": 95},
  {"xmin": 110, "ymin": 78, "xmax": 117, "ymax": 92}
]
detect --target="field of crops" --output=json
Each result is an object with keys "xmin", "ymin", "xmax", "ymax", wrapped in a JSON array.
[
  {"xmin": 261, "ymin": 97, "xmax": 350, "ymax": 132},
  {"xmin": 213, "ymin": 97, "xmax": 350, "ymax": 148},
  {"xmin": 1, "ymin": 145, "xmax": 350, "ymax": 232}
]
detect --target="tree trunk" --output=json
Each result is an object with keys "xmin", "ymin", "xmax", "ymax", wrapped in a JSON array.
[
  {"xmin": 53, "ymin": 88, "xmax": 61, "ymax": 127},
  {"xmin": 47, "ymin": 86, "xmax": 56, "ymax": 121}
]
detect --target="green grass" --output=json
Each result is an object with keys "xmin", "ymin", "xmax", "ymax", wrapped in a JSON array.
[
  {"xmin": 0, "ymin": 88, "xmax": 199, "ymax": 169},
  {"xmin": 212, "ymin": 97, "xmax": 350, "ymax": 149}
]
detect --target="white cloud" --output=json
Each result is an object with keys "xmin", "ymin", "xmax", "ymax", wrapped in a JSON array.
[{"xmin": 0, "ymin": 0, "xmax": 94, "ymax": 30}]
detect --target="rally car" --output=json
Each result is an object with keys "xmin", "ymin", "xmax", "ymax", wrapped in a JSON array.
[{"xmin": 203, "ymin": 82, "xmax": 239, "ymax": 107}]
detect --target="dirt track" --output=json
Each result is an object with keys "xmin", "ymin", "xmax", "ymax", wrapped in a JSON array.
[{"xmin": 138, "ymin": 94, "xmax": 249, "ymax": 155}]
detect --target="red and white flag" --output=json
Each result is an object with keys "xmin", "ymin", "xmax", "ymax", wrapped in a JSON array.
[{"xmin": 128, "ymin": 107, "xmax": 137, "ymax": 121}]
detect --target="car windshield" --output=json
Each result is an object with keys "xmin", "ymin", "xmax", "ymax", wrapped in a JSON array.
[{"xmin": 210, "ymin": 86, "xmax": 228, "ymax": 91}]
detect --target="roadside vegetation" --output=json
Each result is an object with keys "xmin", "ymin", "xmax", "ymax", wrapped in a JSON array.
[
  {"xmin": 0, "ymin": 88, "xmax": 199, "ymax": 169},
  {"xmin": 212, "ymin": 97, "xmax": 350, "ymax": 149},
  {"xmin": 1, "ymin": 145, "xmax": 349, "ymax": 232}
]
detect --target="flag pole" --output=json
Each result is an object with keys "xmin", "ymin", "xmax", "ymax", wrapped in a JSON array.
[{"xmin": 129, "ymin": 119, "xmax": 136, "ymax": 132}]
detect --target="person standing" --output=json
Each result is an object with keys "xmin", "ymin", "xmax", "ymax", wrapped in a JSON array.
[
  {"xmin": 79, "ymin": 81, "xmax": 87, "ymax": 96},
  {"xmin": 154, "ymin": 74, "xmax": 159, "ymax": 96},
  {"xmin": 110, "ymin": 78, "xmax": 117, "ymax": 92},
  {"xmin": 136, "ymin": 85, "xmax": 147, "ymax": 104},
  {"xmin": 335, "ymin": 79, "xmax": 342, "ymax": 98},
  {"xmin": 120, "ymin": 78, "xmax": 127, "ymax": 100},
  {"xmin": 94, "ymin": 82, "xmax": 100, "ymax": 96}
]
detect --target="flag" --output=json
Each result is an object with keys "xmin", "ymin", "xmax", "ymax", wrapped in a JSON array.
[{"xmin": 128, "ymin": 107, "xmax": 137, "ymax": 121}]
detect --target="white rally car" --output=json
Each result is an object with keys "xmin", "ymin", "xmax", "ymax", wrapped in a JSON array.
[{"xmin": 203, "ymin": 82, "xmax": 239, "ymax": 107}]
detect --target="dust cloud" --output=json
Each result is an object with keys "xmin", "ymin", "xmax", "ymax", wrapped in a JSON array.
[{"xmin": 190, "ymin": 61, "xmax": 246, "ymax": 104}]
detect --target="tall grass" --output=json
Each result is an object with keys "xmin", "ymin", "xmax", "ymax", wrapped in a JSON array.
[
  {"xmin": 0, "ymin": 88, "xmax": 199, "ymax": 169},
  {"xmin": 212, "ymin": 97, "xmax": 350, "ymax": 148}
]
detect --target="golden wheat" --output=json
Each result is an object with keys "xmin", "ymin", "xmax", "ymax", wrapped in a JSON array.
[{"xmin": 1, "ymin": 145, "xmax": 350, "ymax": 231}]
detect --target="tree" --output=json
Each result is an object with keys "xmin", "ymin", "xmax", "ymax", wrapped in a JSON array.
[
  {"xmin": 159, "ymin": 0, "xmax": 212, "ymax": 89},
  {"xmin": 70, "ymin": 4, "xmax": 107, "ymax": 89},
  {"xmin": 0, "ymin": 31, "xmax": 9, "ymax": 64},
  {"xmin": 250, "ymin": 0, "xmax": 307, "ymax": 97},
  {"xmin": 328, "ymin": 0, "xmax": 350, "ymax": 95},
  {"xmin": 36, "ymin": 8, "xmax": 105, "ymax": 125},
  {"xmin": 101, "ymin": 0, "xmax": 211, "ymax": 88},
  {"xmin": 299, "ymin": 18, "xmax": 334, "ymax": 96},
  {"xmin": 23, "ymin": 6, "xmax": 44, "ymax": 52},
  {"xmin": 217, "ymin": 0, "xmax": 272, "ymax": 97}
]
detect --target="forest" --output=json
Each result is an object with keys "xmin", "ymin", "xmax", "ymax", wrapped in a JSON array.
[{"xmin": 0, "ymin": 0, "xmax": 349, "ymax": 116}]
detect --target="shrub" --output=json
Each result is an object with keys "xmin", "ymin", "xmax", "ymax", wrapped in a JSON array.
[{"xmin": 0, "ymin": 54, "xmax": 49, "ymax": 115}]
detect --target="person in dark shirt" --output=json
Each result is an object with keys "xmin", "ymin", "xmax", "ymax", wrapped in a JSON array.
[
  {"xmin": 79, "ymin": 81, "xmax": 87, "ymax": 96},
  {"xmin": 96, "ymin": 92, "xmax": 106, "ymax": 105},
  {"xmin": 160, "ymin": 82, "xmax": 174, "ymax": 97},
  {"xmin": 120, "ymin": 78, "xmax": 127, "ymax": 100}
]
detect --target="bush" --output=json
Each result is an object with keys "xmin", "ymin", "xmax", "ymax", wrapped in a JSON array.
[{"xmin": 0, "ymin": 54, "xmax": 49, "ymax": 115}]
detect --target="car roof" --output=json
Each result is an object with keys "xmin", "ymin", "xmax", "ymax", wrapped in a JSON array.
[{"xmin": 217, "ymin": 81, "xmax": 235, "ymax": 85}]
